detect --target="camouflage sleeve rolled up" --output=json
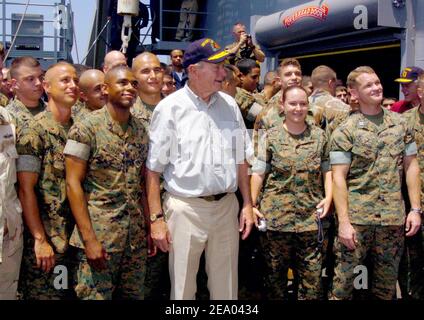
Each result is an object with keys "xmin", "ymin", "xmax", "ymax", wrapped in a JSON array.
[
  {"xmin": 63, "ymin": 120, "xmax": 94, "ymax": 161},
  {"xmin": 329, "ymin": 125, "xmax": 353, "ymax": 165},
  {"xmin": 16, "ymin": 119, "xmax": 44, "ymax": 173},
  {"xmin": 402, "ymin": 118, "xmax": 417, "ymax": 156}
]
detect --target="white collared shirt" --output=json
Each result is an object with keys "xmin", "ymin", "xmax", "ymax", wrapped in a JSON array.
[{"xmin": 147, "ymin": 85, "xmax": 253, "ymax": 197}]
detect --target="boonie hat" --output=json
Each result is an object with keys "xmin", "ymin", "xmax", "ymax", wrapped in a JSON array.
[{"xmin": 182, "ymin": 38, "xmax": 231, "ymax": 69}]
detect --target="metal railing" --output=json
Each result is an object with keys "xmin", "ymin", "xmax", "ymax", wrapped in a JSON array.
[{"xmin": 1, "ymin": 0, "xmax": 73, "ymax": 65}]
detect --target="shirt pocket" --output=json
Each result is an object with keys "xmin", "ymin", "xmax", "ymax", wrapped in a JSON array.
[
  {"xmin": 352, "ymin": 131, "xmax": 377, "ymax": 161},
  {"xmin": 52, "ymin": 153, "xmax": 66, "ymax": 179}
]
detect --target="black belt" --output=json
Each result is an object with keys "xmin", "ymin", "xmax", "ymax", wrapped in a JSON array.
[{"xmin": 199, "ymin": 193, "xmax": 228, "ymax": 202}]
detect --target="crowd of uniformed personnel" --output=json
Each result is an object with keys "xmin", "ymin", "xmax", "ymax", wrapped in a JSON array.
[{"xmin": 0, "ymin": 21, "xmax": 424, "ymax": 301}]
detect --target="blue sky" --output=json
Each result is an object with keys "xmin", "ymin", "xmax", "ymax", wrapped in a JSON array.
[{"xmin": 71, "ymin": 0, "xmax": 96, "ymax": 63}]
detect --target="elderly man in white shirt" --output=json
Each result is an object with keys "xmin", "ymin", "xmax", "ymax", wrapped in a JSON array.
[
  {"xmin": 0, "ymin": 107, "xmax": 23, "ymax": 300},
  {"xmin": 146, "ymin": 38, "xmax": 255, "ymax": 300}
]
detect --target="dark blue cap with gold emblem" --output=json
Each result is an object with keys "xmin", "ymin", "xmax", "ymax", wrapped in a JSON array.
[{"xmin": 183, "ymin": 38, "xmax": 231, "ymax": 69}]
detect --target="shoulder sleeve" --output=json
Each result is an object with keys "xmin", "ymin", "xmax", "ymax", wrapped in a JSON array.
[
  {"xmin": 330, "ymin": 124, "xmax": 353, "ymax": 165},
  {"xmin": 401, "ymin": 117, "xmax": 417, "ymax": 156},
  {"xmin": 64, "ymin": 120, "xmax": 94, "ymax": 161},
  {"xmin": 16, "ymin": 119, "xmax": 44, "ymax": 173}
]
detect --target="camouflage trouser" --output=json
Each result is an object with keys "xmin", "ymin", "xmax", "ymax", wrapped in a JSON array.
[
  {"xmin": 19, "ymin": 236, "xmax": 76, "ymax": 300},
  {"xmin": 144, "ymin": 251, "xmax": 170, "ymax": 300},
  {"xmin": 261, "ymin": 230, "xmax": 322, "ymax": 300},
  {"xmin": 331, "ymin": 225, "xmax": 404, "ymax": 300},
  {"xmin": 320, "ymin": 219, "xmax": 336, "ymax": 300},
  {"xmin": 175, "ymin": 0, "xmax": 198, "ymax": 40},
  {"xmin": 74, "ymin": 242, "xmax": 147, "ymax": 300},
  {"xmin": 398, "ymin": 224, "xmax": 424, "ymax": 299}
]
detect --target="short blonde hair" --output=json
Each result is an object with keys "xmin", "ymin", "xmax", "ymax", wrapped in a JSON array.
[{"xmin": 347, "ymin": 66, "xmax": 376, "ymax": 89}]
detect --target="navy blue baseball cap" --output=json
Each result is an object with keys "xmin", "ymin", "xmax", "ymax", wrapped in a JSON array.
[
  {"xmin": 395, "ymin": 66, "xmax": 424, "ymax": 83},
  {"xmin": 182, "ymin": 38, "xmax": 231, "ymax": 69}
]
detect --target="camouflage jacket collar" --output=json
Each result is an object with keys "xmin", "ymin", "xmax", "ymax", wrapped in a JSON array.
[
  {"xmin": 309, "ymin": 89, "xmax": 332, "ymax": 103},
  {"xmin": 10, "ymin": 97, "xmax": 45, "ymax": 114},
  {"xmin": 104, "ymin": 106, "xmax": 138, "ymax": 139},
  {"xmin": 39, "ymin": 110, "xmax": 73, "ymax": 137},
  {"xmin": 356, "ymin": 108, "xmax": 396, "ymax": 133}
]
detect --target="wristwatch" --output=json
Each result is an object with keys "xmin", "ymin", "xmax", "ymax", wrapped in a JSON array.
[
  {"xmin": 150, "ymin": 211, "xmax": 164, "ymax": 223},
  {"xmin": 410, "ymin": 208, "xmax": 423, "ymax": 215}
]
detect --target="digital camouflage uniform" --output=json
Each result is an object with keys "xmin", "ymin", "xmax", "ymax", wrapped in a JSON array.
[
  {"xmin": 71, "ymin": 101, "xmax": 95, "ymax": 123},
  {"xmin": 225, "ymin": 41, "xmax": 258, "ymax": 66},
  {"xmin": 401, "ymin": 108, "xmax": 424, "ymax": 299},
  {"xmin": 0, "ymin": 93, "xmax": 9, "ymax": 107},
  {"xmin": 6, "ymin": 98, "xmax": 45, "ymax": 137},
  {"xmin": 252, "ymin": 123, "xmax": 331, "ymax": 300},
  {"xmin": 131, "ymin": 96, "xmax": 155, "ymax": 128},
  {"xmin": 64, "ymin": 107, "xmax": 149, "ymax": 300},
  {"xmin": 254, "ymin": 90, "xmax": 271, "ymax": 107},
  {"xmin": 16, "ymin": 110, "xmax": 75, "ymax": 300},
  {"xmin": 309, "ymin": 89, "xmax": 350, "ymax": 129},
  {"xmin": 330, "ymin": 108, "xmax": 417, "ymax": 300},
  {"xmin": 71, "ymin": 100, "xmax": 85, "ymax": 119},
  {"xmin": 235, "ymin": 87, "xmax": 265, "ymax": 129},
  {"xmin": 131, "ymin": 96, "xmax": 170, "ymax": 300}
]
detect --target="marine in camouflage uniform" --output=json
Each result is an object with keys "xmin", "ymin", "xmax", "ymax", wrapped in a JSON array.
[
  {"xmin": 401, "ymin": 107, "xmax": 424, "ymax": 299},
  {"xmin": 132, "ymin": 95, "xmax": 171, "ymax": 300},
  {"xmin": 252, "ymin": 122, "xmax": 331, "ymax": 300},
  {"xmin": 309, "ymin": 89, "xmax": 350, "ymax": 129},
  {"xmin": 72, "ymin": 102, "xmax": 93, "ymax": 123},
  {"xmin": 330, "ymin": 108, "xmax": 418, "ymax": 299},
  {"xmin": 70, "ymin": 100, "xmax": 85, "ymax": 121},
  {"xmin": 131, "ymin": 96, "xmax": 156, "ymax": 127},
  {"xmin": 235, "ymin": 87, "xmax": 265, "ymax": 129},
  {"xmin": 5, "ymin": 98, "xmax": 45, "ymax": 136},
  {"xmin": 16, "ymin": 110, "xmax": 75, "ymax": 300},
  {"xmin": 64, "ymin": 87, "xmax": 149, "ymax": 299}
]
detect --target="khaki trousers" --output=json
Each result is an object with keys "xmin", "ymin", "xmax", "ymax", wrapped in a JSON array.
[
  {"xmin": 0, "ymin": 235, "xmax": 23, "ymax": 300},
  {"xmin": 164, "ymin": 192, "xmax": 239, "ymax": 300}
]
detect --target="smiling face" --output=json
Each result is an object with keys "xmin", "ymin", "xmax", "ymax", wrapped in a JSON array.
[
  {"xmin": 191, "ymin": 61, "xmax": 227, "ymax": 96},
  {"xmin": 279, "ymin": 65, "xmax": 302, "ymax": 90},
  {"xmin": 400, "ymin": 81, "xmax": 419, "ymax": 103},
  {"xmin": 283, "ymin": 87, "xmax": 309, "ymax": 125},
  {"xmin": 79, "ymin": 70, "xmax": 107, "ymax": 110},
  {"xmin": 105, "ymin": 68, "xmax": 138, "ymax": 109},
  {"xmin": 133, "ymin": 53, "xmax": 163, "ymax": 96},
  {"xmin": 44, "ymin": 64, "xmax": 78, "ymax": 108},
  {"xmin": 350, "ymin": 72, "xmax": 383, "ymax": 108}
]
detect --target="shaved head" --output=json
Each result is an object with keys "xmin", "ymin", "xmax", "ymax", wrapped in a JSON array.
[
  {"xmin": 45, "ymin": 61, "xmax": 75, "ymax": 83},
  {"xmin": 105, "ymin": 65, "xmax": 132, "ymax": 85},
  {"xmin": 79, "ymin": 69, "xmax": 105, "ymax": 93},
  {"xmin": 43, "ymin": 62, "xmax": 78, "ymax": 108},
  {"xmin": 132, "ymin": 52, "xmax": 160, "ymax": 72},
  {"xmin": 103, "ymin": 50, "xmax": 127, "ymax": 73}
]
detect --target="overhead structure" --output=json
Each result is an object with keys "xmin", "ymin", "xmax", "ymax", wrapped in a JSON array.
[{"xmin": 117, "ymin": 0, "xmax": 139, "ymax": 54}]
